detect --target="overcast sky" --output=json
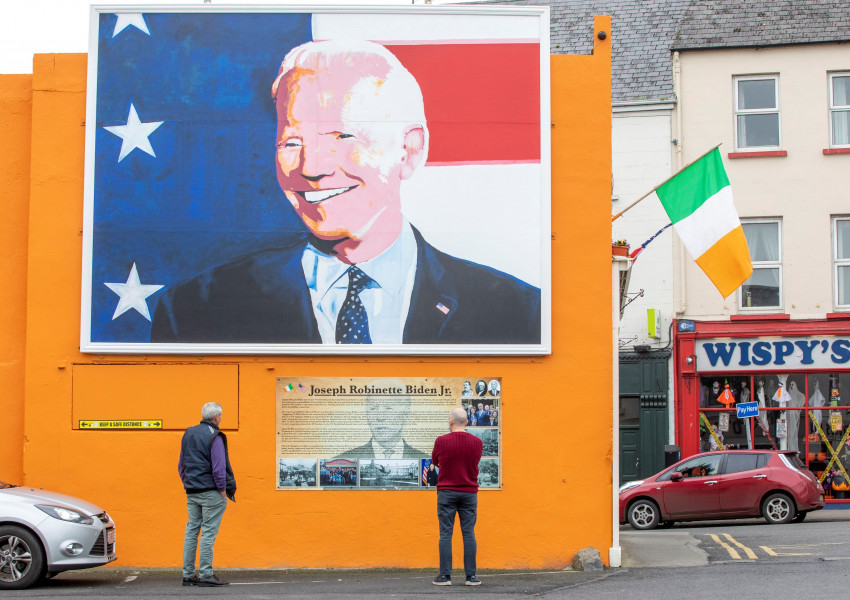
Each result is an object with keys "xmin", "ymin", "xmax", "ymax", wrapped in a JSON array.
[{"xmin": 1, "ymin": 0, "xmax": 484, "ymax": 74}]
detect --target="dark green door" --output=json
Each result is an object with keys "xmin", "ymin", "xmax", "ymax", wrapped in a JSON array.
[
  {"xmin": 639, "ymin": 395, "xmax": 667, "ymax": 478},
  {"xmin": 620, "ymin": 426, "xmax": 640, "ymax": 484},
  {"xmin": 619, "ymin": 352, "xmax": 670, "ymax": 482}
]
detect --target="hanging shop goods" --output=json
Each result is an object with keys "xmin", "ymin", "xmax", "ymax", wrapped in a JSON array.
[
  {"xmin": 674, "ymin": 317, "xmax": 850, "ymax": 503},
  {"xmin": 719, "ymin": 381, "xmax": 736, "ymax": 408},
  {"xmin": 776, "ymin": 418, "xmax": 787, "ymax": 439}
]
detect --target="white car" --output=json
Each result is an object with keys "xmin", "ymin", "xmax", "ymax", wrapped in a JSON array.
[{"xmin": 0, "ymin": 479, "xmax": 116, "ymax": 589}]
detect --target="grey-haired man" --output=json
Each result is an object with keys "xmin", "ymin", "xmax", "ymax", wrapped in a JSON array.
[{"xmin": 178, "ymin": 402, "xmax": 236, "ymax": 586}]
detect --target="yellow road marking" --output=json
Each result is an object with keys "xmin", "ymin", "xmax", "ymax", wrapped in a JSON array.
[
  {"xmin": 723, "ymin": 534, "xmax": 758, "ymax": 559},
  {"xmin": 709, "ymin": 534, "xmax": 741, "ymax": 559},
  {"xmin": 760, "ymin": 545, "xmax": 812, "ymax": 557},
  {"xmin": 768, "ymin": 542, "xmax": 848, "ymax": 549}
]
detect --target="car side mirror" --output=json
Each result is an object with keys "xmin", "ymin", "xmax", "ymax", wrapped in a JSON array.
[{"xmin": 670, "ymin": 472, "xmax": 683, "ymax": 482}]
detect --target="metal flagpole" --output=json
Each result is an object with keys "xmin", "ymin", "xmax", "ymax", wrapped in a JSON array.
[{"xmin": 611, "ymin": 143, "xmax": 722, "ymax": 223}]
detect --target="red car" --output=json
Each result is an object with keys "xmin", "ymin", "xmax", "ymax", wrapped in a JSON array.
[{"xmin": 619, "ymin": 450, "xmax": 825, "ymax": 530}]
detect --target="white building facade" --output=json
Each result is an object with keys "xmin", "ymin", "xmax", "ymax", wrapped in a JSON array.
[{"xmin": 670, "ymin": 2, "xmax": 850, "ymax": 504}]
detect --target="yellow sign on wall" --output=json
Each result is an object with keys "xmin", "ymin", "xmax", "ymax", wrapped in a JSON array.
[{"xmin": 79, "ymin": 420, "xmax": 162, "ymax": 429}]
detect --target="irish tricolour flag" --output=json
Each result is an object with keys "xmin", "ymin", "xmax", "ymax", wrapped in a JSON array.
[{"xmin": 655, "ymin": 148, "xmax": 752, "ymax": 298}]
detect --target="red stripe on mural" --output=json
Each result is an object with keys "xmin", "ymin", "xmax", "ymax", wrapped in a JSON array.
[{"xmin": 386, "ymin": 43, "xmax": 541, "ymax": 165}]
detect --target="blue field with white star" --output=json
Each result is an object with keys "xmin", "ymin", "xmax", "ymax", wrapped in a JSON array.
[{"xmin": 90, "ymin": 11, "xmax": 312, "ymax": 342}]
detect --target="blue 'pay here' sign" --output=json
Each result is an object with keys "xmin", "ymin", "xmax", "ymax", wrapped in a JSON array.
[{"xmin": 736, "ymin": 402, "xmax": 759, "ymax": 418}]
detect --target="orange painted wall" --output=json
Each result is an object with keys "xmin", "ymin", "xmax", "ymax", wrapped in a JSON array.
[
  {"xmin": 6, "ymin": 16, "xmax": 612, "ymax": 568},
  {"xmin": 0, "ymin": 74, "xmax": 32, "ymax": 485}
]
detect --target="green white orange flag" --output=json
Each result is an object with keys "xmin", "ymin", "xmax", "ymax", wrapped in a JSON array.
[{"xmin": 654, "ymin": 148, "xmax": 752, "ymax": 298}]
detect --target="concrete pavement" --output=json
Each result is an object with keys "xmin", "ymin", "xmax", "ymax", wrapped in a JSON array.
[
  {"xmin": 11, "ymin": 507, "xmax": 847, "ymax": 597},
  {"xmin": 620, "ymin": 529, "xmax": 708, "ymax": 567},
  {"xmin": 18, "ymin": 567, "xmax": 620, "ymax": 598}
]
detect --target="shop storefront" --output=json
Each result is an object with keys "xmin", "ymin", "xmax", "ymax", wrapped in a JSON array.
[{"xmin": 674, "ymin": 316, "xmax": 850, "ymax": 504}]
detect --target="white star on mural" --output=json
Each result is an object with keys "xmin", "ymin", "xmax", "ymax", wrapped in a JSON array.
[
  {"xmin": 104, "ymin": 263, "xmax": 164, "ymax": 321},
  {"xmin": 104, "ymin": 104, "xmax": 164, "ymax": 162},
  {"xmin": 113, "ymin": 14, "xmax": 150, "ymax": 38}
]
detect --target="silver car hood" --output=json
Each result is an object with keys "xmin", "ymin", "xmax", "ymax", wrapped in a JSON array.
[{"xmin": 1, "ymin": 487, "xmax": 105, "ymax": 516}]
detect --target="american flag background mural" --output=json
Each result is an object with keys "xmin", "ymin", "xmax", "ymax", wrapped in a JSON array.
[{"xmin": 82, "ymin": 7, "xmax": 550, "ymax": 354}]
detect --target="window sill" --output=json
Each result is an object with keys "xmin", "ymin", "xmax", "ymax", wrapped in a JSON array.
[
  {"xmin": 727, "ymin": 151, "xmax": 787, "ymax": 158},
  {"xmin": 823, "ymin": 148, "xmax": 850, "ymax": 155},
  {"xmin": 827, "ymin": 312, "xmax": 850, "ymax": 319},
  {"xmin": 731, "ymin": 313, "xmax": 790, "ymax": 321}
]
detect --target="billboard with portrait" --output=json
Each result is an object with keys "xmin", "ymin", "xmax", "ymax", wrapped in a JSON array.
[
  {"xmin": 275, "ymin": 376, "xmax": 501, "ymax": 490},
  {"xmin": 81, "ymin": 6, "xmax": 551, "ymax": 355}
]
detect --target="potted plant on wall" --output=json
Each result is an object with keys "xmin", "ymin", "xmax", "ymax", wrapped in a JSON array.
[{"xmin": 612, "ymin": 239, "xmax": 630, "ymax": 257}]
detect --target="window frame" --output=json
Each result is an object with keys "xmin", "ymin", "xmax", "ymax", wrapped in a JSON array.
[
  {"xmin": 734, "ymin": 75, "xmax": 781, "ymax": 152},
  {"xmin": 833, "ymin": 216, "xmax": 850, "ymax": 309},
  {"xmin": 739, "ymin": 218, "xmax": 783, "ymax": 311},
  {"xmin": 829, "ymin": 72, "xmax": 850, "ymax": 149},
  {"xmin": 721, "ymin": 453, "xmax": 764, "ymax": 475}
]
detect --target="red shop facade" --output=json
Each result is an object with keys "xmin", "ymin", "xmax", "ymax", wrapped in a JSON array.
[{"xmin": 674, "ymin": 315, "xmax": 850, "ymax": 504}]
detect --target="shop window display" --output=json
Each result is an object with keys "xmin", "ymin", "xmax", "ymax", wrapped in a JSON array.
[
  {"xmin": 700, "ymin": 374, "xmax": 807, "ymax": 453},
  {"xmin": 699, "ymin": 376, "xmax": 756, "ymax": 451},
  {"xmin": 807, "ymin": 374, "xmax": 850, "ymax": 499},
  {"xmin": 697, "ymin": 373, "xmax": 850, "ymax": 502}
]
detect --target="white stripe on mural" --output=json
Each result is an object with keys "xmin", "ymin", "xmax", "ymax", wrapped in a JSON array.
[
  {"xmin": 313, "ymin": 12, "xmax": 542, "ymax": 42},
  {"xmin": 403, "ymin": 163, "xmax": 543, "ymax": 288},
  {"xmin": 672, "ymin": 186, "xmax": 739, "ymax": 258}
]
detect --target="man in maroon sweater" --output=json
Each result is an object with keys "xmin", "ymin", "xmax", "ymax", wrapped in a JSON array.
[{"xmin": 430, "ymin": 407, "xmax": 484, "ymax": 586}]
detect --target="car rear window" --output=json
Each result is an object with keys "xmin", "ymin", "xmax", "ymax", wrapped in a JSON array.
[
  {"xmin": 724, "ymin": 453, "xmax": 762, "ymax": 474},
  {"xmin": 783, "ymin": 453, "xmax": 806, "ymax": 469}
]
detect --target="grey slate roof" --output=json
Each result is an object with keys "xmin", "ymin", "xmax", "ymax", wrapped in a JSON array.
[
  {"xmin": 481, "ymin": 0, "xmax": 850, "ymax": 103},
  {"xmin": 673, "ymin": 0, "xmax": 850, "ymax": 50},
  {"xmin": 481, "ymin": 0, "xmax": 691, "ymax": 103}
]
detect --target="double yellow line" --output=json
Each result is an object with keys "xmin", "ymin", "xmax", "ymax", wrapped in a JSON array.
[
  {"xmin": 708, "ymin": 533, "xmax": 758, "ymax": 559},
  {"xmin": 710, "ymin": 534, "xmax": 846, "ymax": 559}
]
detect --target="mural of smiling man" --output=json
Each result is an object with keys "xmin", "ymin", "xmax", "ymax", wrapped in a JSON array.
[{"xmin": 151, "ymin": 39, "xmax": 540, "ymax": 345}]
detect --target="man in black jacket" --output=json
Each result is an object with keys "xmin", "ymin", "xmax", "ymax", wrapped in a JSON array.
[{"xmin": 178, "ymin": 402, "xmax": 236, "ymax": 587}]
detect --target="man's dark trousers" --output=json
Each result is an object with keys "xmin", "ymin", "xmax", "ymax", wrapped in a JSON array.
[{"xmin": 437, "ymin": 490, "xmax": 477, "ymax": 578}]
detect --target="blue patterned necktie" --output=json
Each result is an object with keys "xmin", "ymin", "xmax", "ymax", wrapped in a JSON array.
[{"xmin": 335, "ymin": 266, "xmax": 373, "ymax": 344}]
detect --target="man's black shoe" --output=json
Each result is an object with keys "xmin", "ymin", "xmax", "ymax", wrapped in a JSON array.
[
  {"xmin": 197, "ymin": 574, "xmax": 230, "ymax": 587},
  {"xmin": 432, "ymin": 575, "xmax": 452, "ymax": 586},
  {"xmin": 465, "ymin": 575, "xmax": 482, "ymax": 586},
  {"xmin": 182, "ymin": 576, "xmax": 199, "ymax": 586}
]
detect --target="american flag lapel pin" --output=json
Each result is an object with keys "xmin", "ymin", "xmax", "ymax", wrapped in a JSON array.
[{"xmin": 436, "ymin": 302, "xmax": 450, "ymax": 315}]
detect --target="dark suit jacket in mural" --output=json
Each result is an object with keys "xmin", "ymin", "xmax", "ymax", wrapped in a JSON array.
[
  {"xmin": 150, "ymin": 228, "xmax": 541, "ymax": 344},
  {"xmin": 335, "ymin": 439, "xmax": 428, "ymax": 459}
]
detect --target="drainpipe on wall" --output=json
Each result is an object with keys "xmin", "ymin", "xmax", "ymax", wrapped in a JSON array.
[
  {"xmin": 610, "ymin": 258, "xmax": 628, "ymax": 568},
  {"xmin": 672, "ymin": 51, "xmax": 687, "ymax": 315}
]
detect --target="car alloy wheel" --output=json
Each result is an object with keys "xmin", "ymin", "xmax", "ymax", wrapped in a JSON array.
[
  {"xmin": 627, "ymin": 500, "xmax": 660, "ymax": 530},
  {"xmin": 0, "ymin": 526, "xmax": 45, "ymax": 590},
  {"xmin": 762, "ymin": 493, "xmax": 795, "ymax": 525}
]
